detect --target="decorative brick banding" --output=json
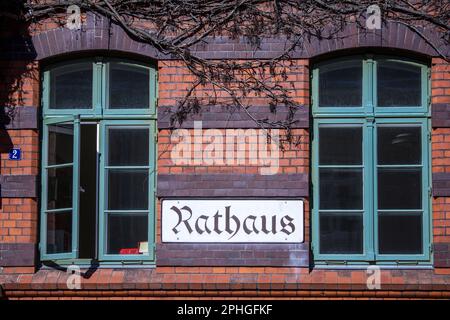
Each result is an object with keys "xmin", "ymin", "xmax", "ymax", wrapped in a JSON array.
[
  {"xmin": 1, "ymin": 106, "xmax": 38, "ymax": 130},
  {"xmin": 0, "ymin": 243, "xmax": 35, "ymax": 267},
  {"xmin": 157, "ymin": 173, "xmax": 309, "ymax": 198},
  {"xmin": 30, "ymin": 13, "xmax": 445, "ymax": 61},
  {"xmin": 158, "ymin": 105, "xmax": 309, "ymax": 129},
  {"xmin": 0, "ymin": 175, "xmax": 36, "ymax": 198},
  {"xmin": 156, "ymin": 243, "xmax": 309, "ymax": 267}
]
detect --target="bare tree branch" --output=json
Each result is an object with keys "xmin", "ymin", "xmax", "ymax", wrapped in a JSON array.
[{"xmin": 2, "ymin": 0, "xmax": 449, "ymax": 143}]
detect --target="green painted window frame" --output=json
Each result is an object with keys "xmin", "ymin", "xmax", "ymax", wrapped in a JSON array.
[
  {"xmin": 311, "ymin": 55, "xmax": 431, "ymax": 265},
  {"xmin": 40, "ymin": 116, "xmax": 81, "ymax": 261},
  {"xmin": 40, "ymin": 57, "xmax": 157, "ymax": 264},
  {"xmin": 42, "ymin": 58, "xmax": 157, "ymax": 118},
  {"xmin": 98, "ymin": 120, "xmax": 156, "ymax": 262},
  {"xmin": 311, "ymin": 56, "xmax": 371, "ymax": 116},
  {"xmin": 373, "ymin": 118, "xmax": 431, "ymax": 262},
  {"xmin": 312, "ymin": 55, "xmax": 430, "ymax": 118},
  {"xmin": 103, "ymin": 60, "xmax": 157, "ymax": 116}
]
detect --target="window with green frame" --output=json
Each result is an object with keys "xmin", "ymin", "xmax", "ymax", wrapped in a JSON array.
[
  {"xmin": 311, "ymin": 55, "xmax": 431, "ymax": 264},
  {"xmin": 40, "ymin": 57, "xmax": 157, "ymax": 264}
]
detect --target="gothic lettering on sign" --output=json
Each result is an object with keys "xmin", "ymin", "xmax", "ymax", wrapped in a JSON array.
[{"xmin": 162, "ymin": 200, "xmax": 303, "ymax": 243}]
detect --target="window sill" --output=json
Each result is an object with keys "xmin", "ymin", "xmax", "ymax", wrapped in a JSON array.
[
  {"xmin": 40, "ymin": 259, "xmax": 156, "ymax": 269},
  {"xmin": 312, "ymin": 264, "xmax": 433, "ymax": 270}
]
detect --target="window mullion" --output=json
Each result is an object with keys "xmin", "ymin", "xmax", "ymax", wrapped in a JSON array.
[
  {"xmin": 364, "ymin": 57, "xmax": 377, "ymax": 261},
  {"xmin": 422, "ymin": 120, "xmax": 432, "ymax": 260},
  {"xmin": 363, "ymin": 57, "xmax": 375, "ymax": 115},
  {"xmin": 365, "ymin": 120, "xmax": 375, "ymax": 261},
  {"xmin": 93, "ymin": 61, "xmax": 104, "ymax": 114},
  {"xmin": 72, "ymin": 116, "xmax": 81, "ymax": 258}
]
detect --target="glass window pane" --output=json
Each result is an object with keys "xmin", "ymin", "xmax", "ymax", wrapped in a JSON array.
[
  {"xmin": 109, "ymin": 63, "xmax": 149, "ymax": 109},
  {"xmin": 47, "ymin": 166, "xmax": 73, "ymax": 210},
  {"xmin": 319, "ymin": 168, "xmax": 363, "ymax": 210},
  {"xmin": 48, "ymin": 124, "xmax": 73, "ymax": 165},
  {"xmin": 47, "ymin": 211, "xmax": 72, "ymax": 254},
  {"xmin": 319, "ymin": 126, "xmax": 362, "ymax": 165},
  {"xmin": 378, "ymin": 213, "xmax": 422, "ymax": 254},
  {"xmin": 319, "ymin": 60, "xmax": 362, "ymax": 107},
  {"xmin": 107, "ymin": 169, "xmax": 149, "ymax": 210},
  {"xmin": 108, "ymin": 128, "xmax": 149, "ymax": 166},
  {"xmin": 320, "ymin": 213, "xmax": 363, "ymax": 254},
  {"xmin": 378, "ymin": 168, "xmax": 422, "ymax": 209},
  {"xmin": 49, "ymin": 63, "xmax": 92, "ymax": 109},
  {"xmin": 377, "ymin": 61, "xmax": 422, "ymax": 107},
  {"xmin": 107, "ymin": 214, "xmax": 148, "ymax": 254},
  {"xmin": 378, "ymin": 126, "xmax": 421, "ymax": 165}
]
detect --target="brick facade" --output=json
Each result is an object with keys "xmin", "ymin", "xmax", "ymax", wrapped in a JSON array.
[{"xmin": 1, "ymin": 12, "xmax": 450, "ymax": 299}]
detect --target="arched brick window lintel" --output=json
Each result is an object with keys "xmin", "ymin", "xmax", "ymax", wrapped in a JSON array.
[{"xmin": 32, "ymin": 13, "xmax": 446, "ymax": 61}]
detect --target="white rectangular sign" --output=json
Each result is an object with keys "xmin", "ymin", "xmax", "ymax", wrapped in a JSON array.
[{"xmin": 162, "ymin": 199, "xmax": 303, "ymax": 243}]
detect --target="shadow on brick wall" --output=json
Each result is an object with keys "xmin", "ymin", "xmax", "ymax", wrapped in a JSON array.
[
  {"xmin": 0, "ymin": 4, "xmax": 37, "ymax": 210},
  {"xmin": 42, "ymin": 260, "xmax": 100, "ymax": 280}
]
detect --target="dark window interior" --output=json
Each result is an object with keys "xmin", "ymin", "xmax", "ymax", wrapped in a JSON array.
[
  {"xmin": 319, "ymin": 60, "xmax": 362, "ymax": 107},
  {"xmin": 49, "ymin": 63, "xmax": 92, "ymax": 109},
  {"xmin": 78, "ymin": 124, "xmax": 98, "ymax": 259},
  {"xmin": 377, "ymin": 61, "xmax": 421, "ymax": 107},
  {"xmin": 320, "ymin": 214, "xmax": 363, "ymax": 254}
]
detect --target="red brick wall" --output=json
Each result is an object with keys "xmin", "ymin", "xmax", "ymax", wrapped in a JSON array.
[
  {"xmin": 1, "ymin": 16, "xmax": 450, "ymax": 299},
  {"xmin": 431, "ymin": 58, "xmax": 450, "ymax": 267},
  {"xmin": 0, "ymin": 199, "xmax": 38, "ymax": 244},
  {"xmin": 0, "ymin": 16, "xmax": 40, "ymax": 272},
  {"xmin": 431, "ymin": 58, "xmax": 450, "ymax": 105},
  {"xmin": 158, "ymin": 128, "xmax": 309, "ymax": 175},
  {"xmin": 0, "ymin": 130, "xmax": 39, "ymax": 176},
  {"xmin": 157, "ymin": 60, "xmax": 310, "ymax": 106}
]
